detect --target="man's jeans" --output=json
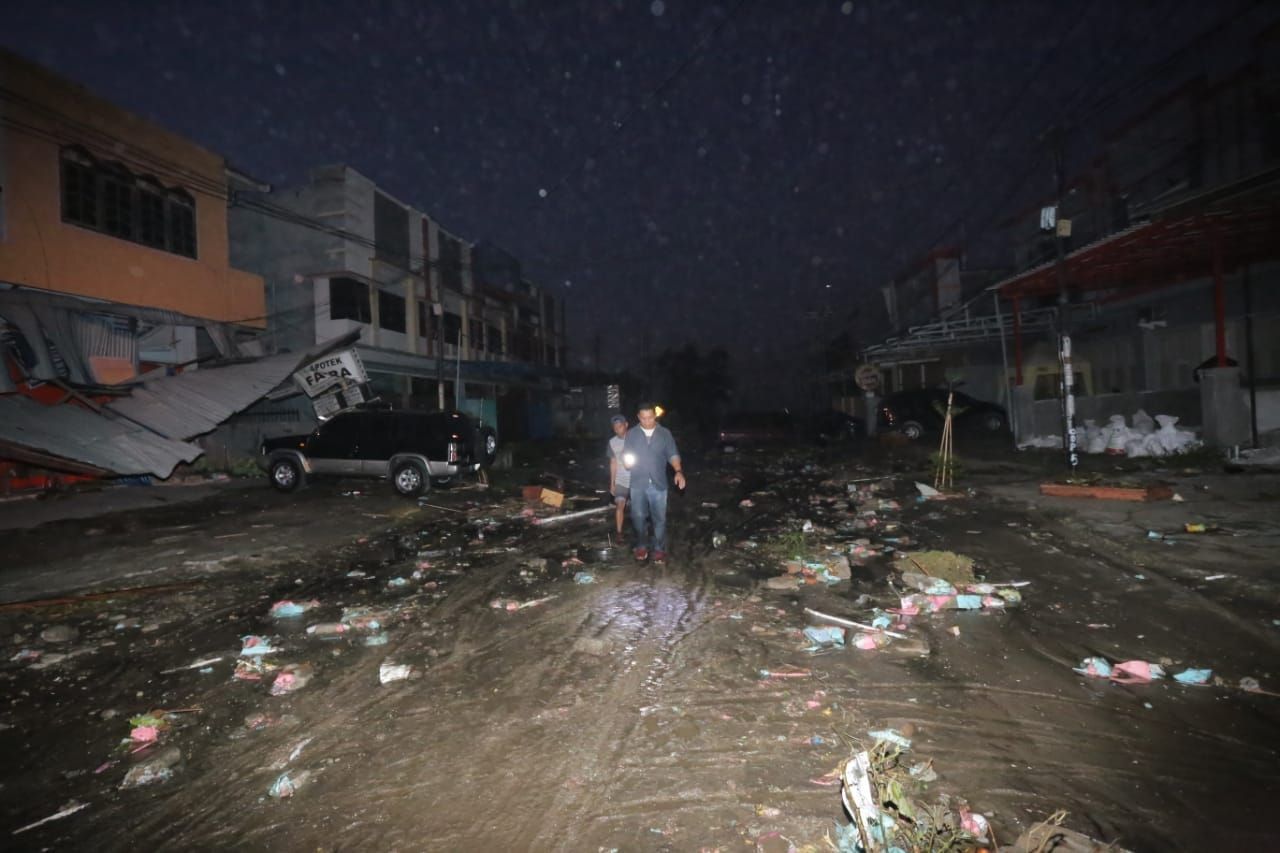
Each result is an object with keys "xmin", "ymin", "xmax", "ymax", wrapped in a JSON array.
[{"xmin": 630, "ymin": 484, "xmax": 669, "ymax": 552}]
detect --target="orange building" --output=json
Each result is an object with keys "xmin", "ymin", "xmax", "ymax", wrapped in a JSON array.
[{"xmin": 0, "ymin": 48, "xmax": 264, "ymax": 386}]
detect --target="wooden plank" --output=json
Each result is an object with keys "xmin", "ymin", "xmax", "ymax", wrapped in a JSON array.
[{"xmin": 1039, "ymin": 483, "xmax": 1172, "ymax": 501}]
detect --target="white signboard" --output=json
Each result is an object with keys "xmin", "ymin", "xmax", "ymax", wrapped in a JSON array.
[
  {"xmin": 854, "ymin": 363, "xmax": 881, "ymax": 392},
  {"xmin": 293, "ymin": 349, "xmax": 367, "ymax": 398}
]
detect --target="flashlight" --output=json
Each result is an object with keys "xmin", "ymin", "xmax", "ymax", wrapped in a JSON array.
[{"xmin": 623, "ymin": 452, "xmax": 636, "ymax": 469}]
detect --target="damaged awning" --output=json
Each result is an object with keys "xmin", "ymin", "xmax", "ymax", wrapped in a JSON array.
[
  {"xmin": 0, "ymin": 332, "xmax": 360, "ymax": 478},
  {"xmin": 0, "ymin": 396, "xmax": 201, "ymax": 478},
  {"xmin": 105, "ymin": 332, "xmax": 360, "ymax": 441}
]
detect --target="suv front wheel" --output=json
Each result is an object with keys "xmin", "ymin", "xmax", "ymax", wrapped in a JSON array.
[
  {"xmin": 269, "ymin": 457, "xmax": 305, "ymax": 492},
  {"xmin": 392, "ymin": 460, "xmax": 429, "ymax": 497}
]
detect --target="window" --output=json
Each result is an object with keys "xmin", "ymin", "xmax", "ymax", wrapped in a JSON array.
[
  {"xmin": 486, "ymin": 324, "xmax": 502, "ymax": 354},
  {"xmin": 330, "ymin": 277, "xmax": 371, "ymax": 323},
  {"xmin": 58, "ymin": 148, "xmax": 198, "ymax": 258},
  {"xmin": 374, "ymin": 191, "xmax": 410, "ymax": 271},
  {"xmin": 439, "ymin": 234, "xmax": 463, "ymax": 292},
  {"xmin": 100, "ymin": 169, "xmax": 134, "ymax": 239},
  {"xmin": 442, "ymin": 311, "xmax": 461, "ymax": 345},
  {"xmin": 167, "ymin": 191, "xmax": 197, "ymax": 258},
  {"xmin": 137, "ymin": 183, "xmax": 166, "ymax": 248},
  {"xmin": 378, "ymin": 290, "xmax": 406, "ymax": 333},
  {"xmin": 469, "ymin": 318, "xmax": 483, "ymax": 351},
  {"xmin": 61, "ymin": 151, "xmax": 97, "ymax": 227}
]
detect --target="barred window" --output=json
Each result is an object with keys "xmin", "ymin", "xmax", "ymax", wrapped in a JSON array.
[{"xmin": 59, "ymin": 147, "xmax": 198, "ymax": 259}]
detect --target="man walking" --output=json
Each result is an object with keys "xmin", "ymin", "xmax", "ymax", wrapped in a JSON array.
[
  {"xmin": 607, "ymin": 414, "xmax": 631, "ymax": 542},
  {"xmin": 622, "ymin": 402, "xmax": 686, "ymax": 564}
]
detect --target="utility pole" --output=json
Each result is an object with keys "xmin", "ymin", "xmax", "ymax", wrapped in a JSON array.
[{"xmin": 1049, "ymin": 126, "xmax": 1079, "ymax": 472}]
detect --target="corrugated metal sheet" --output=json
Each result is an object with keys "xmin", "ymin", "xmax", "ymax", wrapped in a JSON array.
[
  {"xmin": 105, "ymin": 332, "xmax": 360, "ymax": 440},
  {"xmin": 0, "ymin": 396, "xmax": 202, "ymax": 477}
]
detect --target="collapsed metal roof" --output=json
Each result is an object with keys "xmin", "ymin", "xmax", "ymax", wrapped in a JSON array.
[
  {"xmin": 0, "ymin": 332, "xmax": 360, "ymax": 478},
  {"xmin": 0, "ymin": 396, "xmax": 201, "ymax": 478},
  {"xmin": 104, "ymin": 331, "xmax": 360, "ymax": 440}
]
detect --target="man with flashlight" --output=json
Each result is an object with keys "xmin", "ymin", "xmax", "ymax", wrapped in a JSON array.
[{"xmin": 621, "ymin": 402, "xmax": 686, "ymax": 564}]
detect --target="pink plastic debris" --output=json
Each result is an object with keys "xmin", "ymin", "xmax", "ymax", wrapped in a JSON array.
[
  {"xmin": 130, "ymin": 725, "xmax": 159, "ymax": 744},
  {"xmin": 1111, "ymin": 660, "xmax": 1161, "ymax": 684}
]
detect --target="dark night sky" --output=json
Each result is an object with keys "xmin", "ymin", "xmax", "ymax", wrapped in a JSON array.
[{"xmin": 2, "ymin": 1, "xmax": 1245, "ymax": 402}]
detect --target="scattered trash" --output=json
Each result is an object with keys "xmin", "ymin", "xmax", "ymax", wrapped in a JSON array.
[
  {"xmin": 39, "ymin": 624, "xmax": 78, "ymax": 644},
  {"xmin": 268, "ymin": 770, "xmax": 311, "ymax": 799},
  {"xmin": 268, "ymin": 599, "xmax": 319, "ymax": 619},
  {"xmin": 270, "ymin": 663, "xmax": 315, "ymax": 696},
  {"xmin": 895, "ymin": 550, "xmax": 975, "ymax": 585},
  {"xmin": 240, "ymin": 635, "xmax": 281, "ymax": 656},
  {"xmin": 490, "ymin": 594, "xmax": 557, "ymax": 612},
  {"xmin": 711, "ymin": 532, "xmax": 726, "ymax": 548},
  {"xmin": 340, "ymin": 607, "xmax": 388, "ymax": 632},
  {"xmin": 386, "ymin": 577, "xmax": 411, "ymax": 589},
  {"xmin": 362, "ymin": 633, "xmax": 390, "ymax": 646},
  {"xmin": 803, "ymin": 625, "xmax": 846, "ymax": 650},
  {"xmin": 867, "ymin": 728, "xmax": 912, "ymax": 750},
  {"xmin": 839, "ymin": 738, "xmax": 988, "ymax": 852},
  {"xmin": 379, "ymin": 662, "xmax": 415, "ymax": 684},
  {"xmin": 120, "ymin": 745, "xmax": 182, "ymax": 789},
  {"xmin": 573, "ymin": 571, "xmax": 596, "ymax": 584},
  {"xmin": 1173, "ymin": 668, "xmax": 1213, "ymax": 685},
  {"xmin": 306, "ymin": 622, "xmax": 349, "ymax": 638},
  {"xmin": 1010, "ymin": 810, "xmax": 1134, "ymax": 853},
  {"xmin": 914, "ymin": 482, "xmax": 940, "ymax": 499},
  {"xmin": 161, "ymin": 656, "xmax": 224, "ymax": 675},
  {"xmin": 530, "ymin": 505, "xmax": 612, "ymax": 526},
  {"xmin": 1075, "ymin": 657, "xmax": 1165, "ymax": 684},
  {"xmin": 11, "ymin": 801, "xmax": 89, "ymax": 836},
  {"xmin": 234, "ymin": 658, "xmax": 279, "ymax": 681}
]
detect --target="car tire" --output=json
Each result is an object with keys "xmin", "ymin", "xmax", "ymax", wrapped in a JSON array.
[
  {"xmin": 392, "ymin": 460, "xmax": 429, "ymax": 497},
  {"xmin": 269, "ymin": 457, "xmax": 304, "ymax": 492},
  {"xmin": 982, "ymin": 412, "xmax": 1005, "ymax": 432},
  {"xmin": 479, "ymin": 426, "xmax": 498, "ymax": 468},
  {"xmin": 901, "ymin": 420, "xmax": 924, "ymax": 441}
]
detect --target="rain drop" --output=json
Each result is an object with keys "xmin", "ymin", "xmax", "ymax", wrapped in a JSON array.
[
  {"xmin": 274, "ymin": 63, "xmax": 286, "ymax": 76},
  {"xmin": 841, "ymin": 1, "xmax": 854, "ymax": 15},
  {"xmin": 538, "ymin": 188, "xmax": 548, "ymax": 198},
  {"xmin": 650, "ymin": 0, "xmax": 665, "ymax": 16}
]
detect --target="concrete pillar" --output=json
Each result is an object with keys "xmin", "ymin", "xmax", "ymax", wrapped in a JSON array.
[
  {"xmin": 1199, "ymin": 367, "xmax": 1249, "ymax": 448},
  {"xmin": 1011, "ymin": 384, "xmax": 1035, "ymax": 445},
  {"xmin": 863, "ymin": 391, "xmax": 879, "ymax": 436}
]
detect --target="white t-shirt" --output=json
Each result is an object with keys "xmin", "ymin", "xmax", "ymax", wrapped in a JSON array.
[{"xmin": 609, "ymin": 435, "xmax": 631, "ymax": 488}]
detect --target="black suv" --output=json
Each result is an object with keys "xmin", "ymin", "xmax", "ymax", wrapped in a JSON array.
[{"xmin": 260, "ymin": 408, "xmax": 497, "ymax": 497}]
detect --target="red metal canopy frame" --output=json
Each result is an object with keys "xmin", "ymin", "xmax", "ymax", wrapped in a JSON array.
[{"xmin": 993, "ymin": 183, "xmax": 1280, "ymax": 381}]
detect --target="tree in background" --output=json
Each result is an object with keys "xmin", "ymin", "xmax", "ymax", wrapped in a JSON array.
[{"xmin": 655, "ymin": 344, "xmax": 733, "ymax": 441}]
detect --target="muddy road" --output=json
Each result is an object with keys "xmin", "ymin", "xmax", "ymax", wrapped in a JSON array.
[{"xmin": 2, "ymin": 444, "xmax": 1279, "ymax": 851}]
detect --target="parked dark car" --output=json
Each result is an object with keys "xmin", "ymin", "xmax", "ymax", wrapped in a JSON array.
[
  {"xmin": 877, "ymin": 389, "xmax": 1007, "ymax": 440},
  {"xmin": 260, "ymin": 408, "xmax": 497, "ymax": 496},
  {"xmin": 716, "ymin": 411, "xmax": 793, "ymax": 448},
  {"xmin": 809, "ymin": 409, "xmax": 864, "ymax": 444}
]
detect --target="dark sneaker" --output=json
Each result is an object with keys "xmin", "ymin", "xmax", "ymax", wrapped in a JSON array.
[
  {"xmin": 634, "ymin": 547, "xmax": 649, "ymax": 562},
  {"xmin": 652, "ymin": 550, "xmax": 667, "ymax": 564}
]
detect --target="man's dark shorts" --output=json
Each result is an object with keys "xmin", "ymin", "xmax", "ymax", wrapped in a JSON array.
[{"xmin": 613, "ymin": 485, "xmax": 630, "ymax": 502}]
